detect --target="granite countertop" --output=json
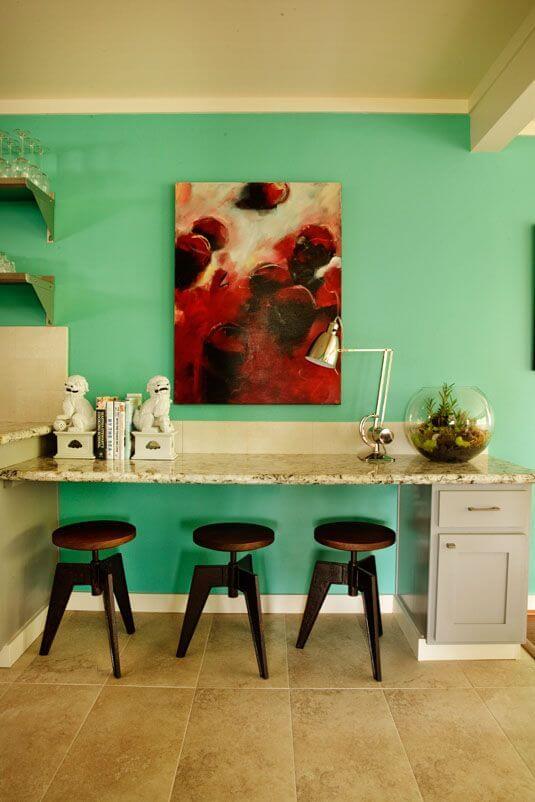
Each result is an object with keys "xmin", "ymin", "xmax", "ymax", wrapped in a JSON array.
[
  {"xmin": 0, "ymin": 422, "xmax": 53, "ymax": 446},
  {"xmin": 1, "ymin": 453, "xmax": 534, "ymax": 485}
]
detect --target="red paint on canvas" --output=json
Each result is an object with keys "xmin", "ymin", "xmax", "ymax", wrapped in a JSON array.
[{"xmin": 174, "ymin": 182, "xmax": 341, "ymax": 404}]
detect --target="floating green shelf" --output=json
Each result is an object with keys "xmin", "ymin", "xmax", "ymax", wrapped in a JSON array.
[
  {"xmin": 0, "ymin": 273, "xmax": 55, "ymax": 324},
  {"xmin": 0, "ymin": 178, "xmax": 55, "ymax": 242}
]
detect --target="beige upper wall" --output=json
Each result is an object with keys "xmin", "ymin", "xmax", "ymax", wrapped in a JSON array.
[
  {"xmin": 0, "ymin": 0, "xmax": 532, "ymax": 106},
  {"xmin": 0, "ymin": 328, "xmax": 68, "ymax": 423}
]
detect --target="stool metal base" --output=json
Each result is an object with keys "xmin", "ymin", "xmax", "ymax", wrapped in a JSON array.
[
  {"xmin": 177, "ymin": 552, "xmax": 269, "ymax": 679},
  {"xmin": 39, "ymin": 552, "xmax": 135, "ymax": 678},
  {"xmin": 296, "ymin": 553, "xmax": 383, "ymax": 681}
]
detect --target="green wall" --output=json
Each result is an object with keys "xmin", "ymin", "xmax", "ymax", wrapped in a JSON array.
[{"xmin": 1, "ymin": 114, "xmax": 534, "ymax": 594}]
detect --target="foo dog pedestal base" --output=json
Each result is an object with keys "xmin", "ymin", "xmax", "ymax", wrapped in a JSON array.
[
  {"xmin": 55, "ymin": 431, "xmax": 96, "ymax": 459},
  {"xmin": 132, "ymin": 431, "xmax": 176, "ymax": 461}
]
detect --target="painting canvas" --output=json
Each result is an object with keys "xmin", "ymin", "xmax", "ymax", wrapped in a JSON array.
[{"xmin": 174, "ymin": 182, "xmax": 341, "ymax": 404}]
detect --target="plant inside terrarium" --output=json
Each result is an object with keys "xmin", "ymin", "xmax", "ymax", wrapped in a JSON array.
[{"xmin": 409, "ymin": 383, "xmax": 490, "ymax": 462}]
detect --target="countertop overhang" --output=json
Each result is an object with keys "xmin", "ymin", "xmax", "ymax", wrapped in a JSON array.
[
  {"xmin": 0, "ymin": 422, "xmax": 53, "ymax": 446},
  {"xmin": 1, "ymin": 453, "xmax": 534, "ymax": 486}
]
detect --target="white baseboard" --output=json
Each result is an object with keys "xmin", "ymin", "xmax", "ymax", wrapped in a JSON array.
[
  {"xmin": 0, "ymin": 607, "xmax": 48, "ymax": 668},
  {"xmin": 393, "ymin": 596, "xmax": 521, "ymax": 661},
  {"xmin": 528, "ymin": 595, "xmax": 535, "ymax": 611},
  {"xmin": 67, "ymin": 591, "xmax": 395, "ymax": 615}
]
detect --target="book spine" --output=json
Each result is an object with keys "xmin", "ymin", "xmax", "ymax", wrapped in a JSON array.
[
  {"xmin": 124, "ymin": 400, "xmax": 133, "ymax": 459},
  {"xmin": 117, "ymin": 401, "xmax": 126, "ymax": 461},
  {"xmin": 113, "ymin": 402, "xmax": 120, "ymax": 460},
  {"xmin": 95, "ymin": 397, "xmax": 107, "ymax": 460},
  {"xmin": 105, "ymin": 401, "xmax": 115, "ymax": 460},
  {"xmin": 95, "ymin": 408, "xmax": 106, "ymax": 459}
]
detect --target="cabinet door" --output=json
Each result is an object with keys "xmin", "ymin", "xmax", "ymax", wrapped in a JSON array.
[{"xmin": 434, "ymin": 533, "xmax": 528, "ymax": 644}]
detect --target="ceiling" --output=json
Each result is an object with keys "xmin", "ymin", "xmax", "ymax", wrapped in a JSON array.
[{"xmin": 1, "ymin": 0, "xmax": 533, "ymax": 106}]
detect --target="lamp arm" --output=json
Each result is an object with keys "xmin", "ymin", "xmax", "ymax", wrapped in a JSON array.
[
  {"xmin": 374, "ymin": 348, "xmax": 393, "ymax": 425},
  {"xmin": 339, "ymin": 347, "xmax": 394, "ymax": 425},
  {"xmin": 333, "ymin": 314, "xmax": 394, "ymax": 427}
]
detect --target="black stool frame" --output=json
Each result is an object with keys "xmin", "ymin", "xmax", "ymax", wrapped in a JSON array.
[
  {"xmin": 39, "ymin": 551, "xmax": 135, "ymax": 678},
  {"xmin": 296, "ymin": 553, "xmax": 383, "ymax": 680},
  {"xmin": 177, "ymin": 552, "xmax": 268, "ymax": 679}
]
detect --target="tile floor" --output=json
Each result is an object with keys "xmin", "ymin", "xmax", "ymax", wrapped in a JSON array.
[{"xmin": 2, "ymin": 612, "xmax": 535, "ymax": 801}]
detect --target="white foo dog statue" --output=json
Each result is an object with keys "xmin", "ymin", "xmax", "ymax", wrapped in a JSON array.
[
  {"xmin": 53, "ymin": 375, "xmax": 96, "ymax": 432},
  {"xmin": 133, "ymin": 375, "xmax": 173, "ymax": 433}
]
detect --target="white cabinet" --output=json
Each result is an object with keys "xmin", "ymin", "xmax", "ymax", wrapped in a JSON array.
[
  {"xmin": 434, "ymin": 532, "xmax": 528, "ymax": 643},
  {"xmin": 397, "ymin": 483, "xmax": 531, "ymax": 656}
]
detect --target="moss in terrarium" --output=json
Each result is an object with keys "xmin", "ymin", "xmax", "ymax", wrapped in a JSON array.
[{"xmin": 409, "ymin": 383, "xmax": 490, "ymax": 463}]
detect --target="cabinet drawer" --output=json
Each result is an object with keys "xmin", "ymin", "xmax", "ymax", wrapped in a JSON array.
[{"xmin": 437, "ymin": 490, "xmax": 528, "ymax": 530}]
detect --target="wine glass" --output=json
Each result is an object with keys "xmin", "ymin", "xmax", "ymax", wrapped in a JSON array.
[
  {"xmin": 26, "ymin": 137, "xmax": 41, "ymax": 185},
  {"xmin": 0, "ymin": 131, "xmax": 12, "ymax": 177},
  {"xmin": 12, "ymin": 129, "xmax": 31, "ymax": 178},
  {"xmin": 34, "ymin": 144, "xmax": 51, "ymax": 194},
  {"xmin": 0, "ymin": 252, "xmax": 16, "ymax": 273}
]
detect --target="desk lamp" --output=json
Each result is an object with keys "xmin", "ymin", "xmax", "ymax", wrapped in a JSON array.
[{"xmin": 306, "ymin": 316, "xmax": 395, "ymax": 462}]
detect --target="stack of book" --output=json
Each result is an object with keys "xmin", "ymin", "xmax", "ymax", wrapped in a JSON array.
[{"xmin": 95, "ymin": 394, "xmax": 142, "ymax": 460}]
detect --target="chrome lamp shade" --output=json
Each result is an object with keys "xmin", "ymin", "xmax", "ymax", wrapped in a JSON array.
[{"xmin": 305, "ymin": 321, "xmax": 340, "ymax": 369}]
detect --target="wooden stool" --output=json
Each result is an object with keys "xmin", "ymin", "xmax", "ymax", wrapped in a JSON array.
[
  {"xmin": 39, "ymin": 520, "xmax": 136, "ymax": 678},
  {"xmin": 177, "ymin": 522, "xmax": 274, "ymax": 679},
  {"xmin": 296, "ymin": 521, "xmax": 395, "ymax": 681}
]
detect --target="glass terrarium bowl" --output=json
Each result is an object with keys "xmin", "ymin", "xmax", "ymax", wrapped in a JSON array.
[{"xmin": 405, "ymin": 384, "xmax": 493, "ymax": 463}]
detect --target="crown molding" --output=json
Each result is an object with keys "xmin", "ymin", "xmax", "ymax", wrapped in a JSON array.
[{"xmin": 0, "ymin": 96, "xmax": 468, "ymax": 116}]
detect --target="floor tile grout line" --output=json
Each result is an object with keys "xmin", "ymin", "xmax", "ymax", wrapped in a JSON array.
[
  {"xmin": 165, "ymin": 614, "xmax": 214, "ymax": 802},
  {"xmin": 12, "ymin": 678, "xmax": 535, "ymax": 690},
  {"xmin": 457, "ymin": 662, "xmax": 477, "ymax": 688},
  {"xmin": 284, "ymin": 615, "xmax": 299, "ymax": 802},
  {"xmin": 10, "ymin": 680, "xmax": 109, "ymax": 688},
  {"xmin": 193, "ymin": 614, "xmax": 214, "ymax": 690},
  {"xmin": 474, "ymin": 687, "xmax": 535, "ymax": 781},
  {"xmin": 37, "ymin": 683, "xmax": 106, "ymax": 802},
  {"xmin": 382, "ymin": 689, "xmax": 425, "ymax": 802},
  {"xmin": 165, "ymin": 690, "xmax": 196, "ymax": 802}
]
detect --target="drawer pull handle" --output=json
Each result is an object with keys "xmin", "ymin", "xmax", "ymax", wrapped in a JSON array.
[
  {"xmin": 445, "ymin": 543, "xmax": 456, "ymax": 549},
  {"xmin": 467, "ymin": 506, "xmax": 501, "ymax": 512}
]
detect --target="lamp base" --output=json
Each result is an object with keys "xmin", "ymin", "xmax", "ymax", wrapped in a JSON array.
[{"xmin": 359, "ymin": 452, "xmax": 396, "ymax": 463}]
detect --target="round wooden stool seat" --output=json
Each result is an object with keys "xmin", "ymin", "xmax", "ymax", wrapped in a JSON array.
[
  {"xmin": 52, "ymin": 520, "xmax": 136, "ymax": 551},
  {"xmin": 193, "ymin": 522, "xmax": 275, "ymax": 553},
  {"xmin": 314, "ymin": 521, "xmax": 395, "ymax": 552}
]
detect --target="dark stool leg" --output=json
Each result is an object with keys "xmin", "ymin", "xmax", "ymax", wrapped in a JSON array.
[
  {"xmin": 358, "ymin": 565, "xmax": 382, "ymax": 681},
  {"xmin": 101, "ymin": 564, "xmax": 121, "ymax": 679},
  {"xmin": 238, "ymin": 564, "xmax": 268, "ymax": 679},
  {"xmin": 237, "ymin": 553, "xmax": 253, "ymax": 573},
  {"xmin": 296, "ymin": 561, "xmax": 345, "ymax": 649},
  {"xmin": 107, "ymin": 553, "xmax": 135, "ymax": 634},
  {"xmin": 177, "ymin": 565, "xmax": 226, "ymax": 657},
  {"xmin": 358, "ymin": 554, "xmax": 382, "ymax": 637},
  {"xmin": 40, "ymin": 563, "xmax": 90, "ymax": 655}
]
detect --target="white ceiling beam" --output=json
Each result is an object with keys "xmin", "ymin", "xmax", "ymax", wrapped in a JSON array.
[
  {"xmin": 519, "ymin": 120, "xmax": 535, "ymax": 135},
  {"xmin": 469, "ymin": 9, "xmax": 535, "ymax": 152}
]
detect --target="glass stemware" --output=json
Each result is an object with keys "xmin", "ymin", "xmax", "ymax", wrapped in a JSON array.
[
  {"xmin": 0, "ymin": 252, "xmax": 16, "ymax": 273},
  {"xmin": 0, "ymin": 131, "xmax": 12, "ymax": 177},
  {"xmin": 0, "ymin": 129, "xmax": 52, "ymax": 191},
  {"xmin": 12, "ymin": 129, "xmax": 31, "ymax": 178},
  {"xmin": 26, "ymin": 138, "xmax": 41, "ymax": 185},
  {"xmin": 34, "ymin": 144, "xmax": 51, "ymax": 194}
]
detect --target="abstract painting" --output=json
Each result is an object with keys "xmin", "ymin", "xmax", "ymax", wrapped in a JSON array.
[{"xmin": 174, "ymin": 182, "xmax": 341, "ymax": 404}]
